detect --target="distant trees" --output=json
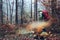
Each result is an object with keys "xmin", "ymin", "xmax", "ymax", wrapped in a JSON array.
[
  {"xmin": 9, "ymin": 0, "xmax": 12, "ymax": 24},
  {"xmin": 8, "ymin": 0, "xmax": 14, "ymax": 24},
  {"xmin": 0, "ymin": 0, "xmax": 3, "ymax": 24},
  {"xmin": 0, "ymin": 0, "xmax": 40, "ymax": 24}
]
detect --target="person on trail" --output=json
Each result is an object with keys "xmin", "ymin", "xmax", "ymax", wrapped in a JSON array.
[{"xmin": 39, "ymin": 10, "xmax": 51, "ymax": 21}]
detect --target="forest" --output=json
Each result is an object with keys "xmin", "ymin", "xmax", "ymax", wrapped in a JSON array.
[{"xmin": 0, "ymin": 0, "xmax": 60, "ymax": 40}]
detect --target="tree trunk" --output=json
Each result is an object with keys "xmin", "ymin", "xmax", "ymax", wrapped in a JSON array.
[
  {"xmin": 0, "ymin": 0, "xmax": 3, "ymax": 24},
  {"xmin": 15, "ymin": 0, "xmax": 18, "ymax": 24},
  {"xmin": 31, "ymin": 0, "xmax": 32, "ymax": 18},
  {"xmin": 34, "ymin": 0, "xmax": 37, "ymax": 21},
  {"xmin": 21, "ymin": 0, "xmax": 24, "ymax": 24},
  {"xmin": 6, "ymin": 0, "xmax": 8, "ymax": 22}
]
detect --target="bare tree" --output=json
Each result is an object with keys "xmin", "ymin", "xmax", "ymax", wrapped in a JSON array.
[
  {"xmin": 31, "ymin": 0, "xmax": 32, "ymax": 18},
  {"xmin": 15, "ymin": 0, "xmax": 18, "ymax": 24},
  {"xmin": 9, "ymin": 0, "xmax": 14, "ymax": 24},
  {"xmin": 6, "ymin": 0, "xmax": 9, "ymax": 22},
  {"xmin": 21, "ymin": 0, "xmax": 24, "ymax": 24},
  {"xmin": 0, "ymin": 0, "xmax": 3, "ymax": 24},
  {"xmin": 9, "ymin": 1, "xmax": 12, "ymax": 24},
  {"xmin": 34, "ymin": 0, "xmax": 38, "ymax": 21}
]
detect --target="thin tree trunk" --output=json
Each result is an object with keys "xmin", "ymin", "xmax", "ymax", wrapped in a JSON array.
[
  {"xmin": 34, "ymin": 0, "xmax": 37, "ymax": 21},
  {"xmin": 11, "ymin": 3, "xmax": 14, "ymax": 24},
  {"xmin": 0, "ymin": 0, "xmax": 3, "ymax": 24},
  {"xmin": 6, "ymin": 0, "xmax": 8, "ymax": 23},
  {"xmin": 9, "ymin": 0, "xmax": 12, "ymax": 24},
  {"xmin": 10, "ymin": 5, "xmax": 12, "ymax": 24},
  {"xmin": 21, "ymin": 0, "xmax": 24, "ymax": 24},
  {"xmin": 31, "ymin": 0, "xmax": 32, "ymax": 18},
  {"xmin": 15, "ymin": 0, "xmax": 18, "ymax": 24}
]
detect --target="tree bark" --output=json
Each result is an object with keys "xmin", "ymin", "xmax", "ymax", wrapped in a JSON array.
[
  {"xmin": 15, "ymin": 0, "xmax": 18, "ymax": 24},
  {"xmin": 21, "ymin": 0, "xmax": 24, "ymax": 24},
  {"xmin": 34, "ymin": 0, "xmax": 37, "ymax": 21},
  {"xmin": 0, "ymin": 0, "xmax": 3, "ymax": 24},
  {"xmin": 31, "ymin": 0, "xmax": 32, "ymax": 18}
]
